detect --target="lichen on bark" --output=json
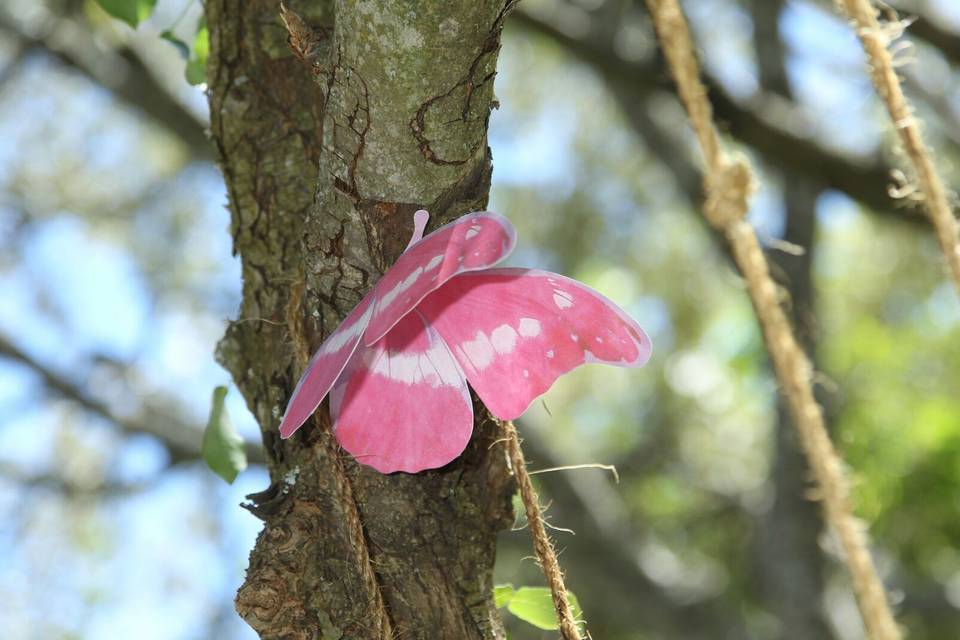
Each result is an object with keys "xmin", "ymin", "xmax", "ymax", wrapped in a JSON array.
[{"xmin": 205, "ymin": 1, "xmax": 517, "ymax": 638}]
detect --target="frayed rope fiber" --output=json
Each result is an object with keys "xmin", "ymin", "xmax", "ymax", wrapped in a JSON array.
[
  {"xmin": 836, "ymin": 0, "xmax": 960, "ymax": 296},
  {"xmin": 503, "ymin": 420, "xmax": 583, "ymax": 640},
  {"xmin": 645, "ymin": 1, "xmax": 901, "ymax": 639}
]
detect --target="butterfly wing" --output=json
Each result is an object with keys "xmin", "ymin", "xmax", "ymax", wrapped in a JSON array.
[
  {"xmin": 279, "ymin": 292, "xmax": 376, "ymax": 439},
  {"xmin": 365, "ymin": 211, "xmax": 516, "ymax": 345},
  {"xmin": 330, "ymin": 310, "xmax": 474, "ymax": 473},
  {"xmin": 416, "ymin": 268, "xmax": 652, "ymax": 420}
]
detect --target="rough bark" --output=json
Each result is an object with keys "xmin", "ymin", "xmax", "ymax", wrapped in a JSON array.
[{"xmin": 205, "ymin": 1, "xmax": 516, "ymax": 638}]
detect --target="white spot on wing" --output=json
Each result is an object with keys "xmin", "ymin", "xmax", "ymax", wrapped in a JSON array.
[
  {"xmin": 428, "ymin": 344, "xmax": 463, "ymax": 385},
  {"xmin": 491, "ymin": 324, "xmax": 518, "ymax": 354},
  {"xmin": 546, "ymin": 350, "xmax": 555, "ymax": 358},
  {"xmin": 459, "ymin": 331, "xmax": 495, "ymax": 370},
  {"xmin": 319, "ymin": 303, "xmax": 374, "ymax": 354},
  {"xmin": 518, "ymin": 318, "xmax": 541, "ymax": 338},
  {"xmin": 465, "ymin": 224, "xmax": 482, "ymax": 239},
  {"xmin": 368, "ymin": 342, "xmax": 462, "ymax": 387},
  {"xmin": 425, "ymin": 254, "xmax": 443, "ymax": 271},
  {"xmin": 553, "ymin": 289, "xmax": 574, "ymax": 309},
  {"xmin": 379, "ymin": 267, "xmax": 423, "ymax": 309}
]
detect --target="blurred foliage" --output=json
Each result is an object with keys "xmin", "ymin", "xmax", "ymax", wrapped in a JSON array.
[
  {"xmin": 1, "ymin": 0, "xmax": 959, "ymax": 638},
  {"xmin": 93, "ymin": 0, "xmax": 156, "ymax": 28},
  {"xmin": 182, "ymin": 19, "xmax": 207, "ymax": 86},
  {"xmin": 495, "ymin": 584, "xmax": 585, "ymax": 632},
  {"xmin": 202, "ymin": 386, "xmax": 246, "ymax": 484}
]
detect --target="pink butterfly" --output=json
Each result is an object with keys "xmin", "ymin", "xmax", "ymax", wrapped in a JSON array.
[{"xmin": 280, "ymin": 210, "xmax": 652, "ymax": 473}]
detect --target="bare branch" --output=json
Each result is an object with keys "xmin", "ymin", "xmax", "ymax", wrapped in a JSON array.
[
  {"xmin": 0, "ymin": 332, "xmax": 264, "ymax": 466},
  {"xmin": 0, "ymin": 11, "xmax": 211, "ymax": 159},
  {"xmin": 511, "ymin": 7, "xmax": 924, "ymax": 225},
  {"xmin": 0, "ymin": 460, "xmax": 149, "ymax": 497}
]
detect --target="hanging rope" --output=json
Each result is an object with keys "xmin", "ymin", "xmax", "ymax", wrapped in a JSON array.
[
  {"xmin": 502, "ymin": 420, "xmax": 582, "ymax": 640},
  {"xmin": 644, "ymin": 1, "xmax": 901, "ymax": 639},
  {"xmin": 837, "ymin": 0, "xmax": 960, "ymax": 296}
]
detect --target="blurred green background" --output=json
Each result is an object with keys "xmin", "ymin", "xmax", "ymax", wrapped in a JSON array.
[{"xmin": 1, "ymin": 0, "xmax": 958, "ymax": 638}]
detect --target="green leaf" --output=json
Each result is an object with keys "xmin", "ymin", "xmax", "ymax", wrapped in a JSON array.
[
  {"xmin": 185, "ymin": 20, "xmax": 209, "ymax": 86},
  {"xmin": 493, "ymin": 584, "xmax": 515, "ymax": 609},
  {"xmin": 511, "ymin": 491, "xmax": 527, "ymax": 529},
  {"xmin": 506, "ymin": 587, "xmax": 583, "ymax": 631},
  {"xmin": 93, "ymin": 0, "xmax": 157, "ymax": 28},
  {"xmin": 202, "ymin": 386, "xmax": 247, "ymax": 484},
  {"xmin": 160, "ymin": 30, "xmax": 190, "ymax": 59}
]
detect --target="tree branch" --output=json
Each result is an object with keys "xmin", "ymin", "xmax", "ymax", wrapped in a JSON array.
[
  {"xmin": 0, "ymin": 460, "xmax": 150, "ymax": 496},
  {"xmin": 0, "ymin": 332, "xmax": 264, "ymax": 466},
  {"xmin": 0, "ymin": 10, "xmax": 211, "ymax": 159},
  {"xmin": 511, "ymin": 7, "xmax": 923, "ymax": 224}
]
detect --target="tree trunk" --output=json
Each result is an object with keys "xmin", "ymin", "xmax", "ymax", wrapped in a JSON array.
[
  {"xmin": 205, "ymin": 1, "xmax": 517, "ymax": 637},
  {"xmin": 758, "ymin": 179, "xmax": 833, "ymax": 639},
  {"xmin": 749, "ymin": 1, "xmax": 832, "ymax": 636}
]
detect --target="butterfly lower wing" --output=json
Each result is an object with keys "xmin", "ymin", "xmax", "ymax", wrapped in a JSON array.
[
  {"xmin": 279, "ymin": 292, "xmax": 375, "ymax": 439},
  {"xmin": 330, "ymin": 311, "xmax": 474, "ymax": 473},
  {"xmin": 365, "ymin": 211, "xmax": 516, "ymax": 345},
  {"xmin": 417, "ymin": 268, "xmax": 652, "ymax": 420}
]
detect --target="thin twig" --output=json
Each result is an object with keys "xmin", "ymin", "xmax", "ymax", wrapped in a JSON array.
[
  {"xmin": 644, "ymin": 2, "xmax": 901, "ymax": 639},
  {"xmin": 837, "ymin": 0, "xmax": 960, "ymax": 296},
  {"xmin": 529, "ymin": 463, "xmax": 620, "ymax": 484},
  {"xmin": 502, "ymin": 420, "xmax": 582, "ymax": 640}
]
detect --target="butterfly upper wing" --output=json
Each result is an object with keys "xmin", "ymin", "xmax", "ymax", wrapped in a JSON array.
[
  {"xmin": 278, "ymin": 292, "xmax": 376, "ymax": 439},
  {"xmin": 364, "ymin": 211, "xmax": 516, "ymax": 346},
  {"xmin": 330, "ymin": 310, "xmax": 474, "ymax": 473},
  {"xmin": 416, "ymin": 268, "xmax": 652, "ymax": 420},
  {"xmin": 278, "ymin": 210, "xmax": 512, "ymax": 443}
]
